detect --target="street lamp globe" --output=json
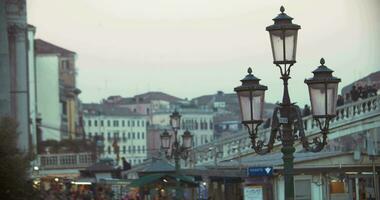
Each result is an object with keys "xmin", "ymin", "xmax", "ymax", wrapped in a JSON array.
[
  {"xmin": 234, "ymin": 67, "xmax": 268, "ymax": 131},
  {"xmin": 170, "ymin": 110, "xmax": 181, "ymax": 130},
  {"xmin": 182, "ymin": 129, "xmax": 193, "ymax": 149},
  {"xmin": 266, "ymin": 6, "xmax": 301, "ymax": 65},
  {"xmin": 160, "ymin": 130, "xmax": 171, "ymax": 150},
  {"xmin": 305, "ymin": 58, "xmax": 341, "ymax": 118}
]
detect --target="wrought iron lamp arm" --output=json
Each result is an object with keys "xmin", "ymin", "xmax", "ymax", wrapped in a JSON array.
[
  {"xmin": 294, "ymin": 105, "xmax": 330, "ymax": 152},
  {"xmin": 247, "ymin": 107, "xmax": 280, "ymax": 155}
]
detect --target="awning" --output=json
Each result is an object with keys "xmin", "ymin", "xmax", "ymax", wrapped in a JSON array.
[{"xmin": 129, "ymin": 173, "xmax": 198, "ymax": 187}]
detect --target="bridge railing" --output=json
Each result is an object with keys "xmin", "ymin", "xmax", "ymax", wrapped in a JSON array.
[
  {"xmin": 37, "ymin": 152, "xmax": 95, "ymax": 170},
  {"xmin": 191, "ymin": 94, "xmax": 380, "ymax": 166}
]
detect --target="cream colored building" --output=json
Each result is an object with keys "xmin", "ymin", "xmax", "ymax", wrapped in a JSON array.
[
  {"xmin": 35, "ymin": 39, "xmax": 81, "ymax": 141},
  {"xmin": 83, "ymin": 104, "xmax": 148, "ymax": 166}
]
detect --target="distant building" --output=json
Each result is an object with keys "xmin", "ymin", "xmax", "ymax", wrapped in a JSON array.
[
  {"xmin": 191, "ymin": 91, "xmax": 276, "ymax": 138},
  {"xmin": 82, "ymin": 103, "xmax": 148, "ymax": 166},
  {"xmin": 150, "ymin": 108, "xmax": 214, "ymax": 151},
  {"xmin": 35, "ymin": 39, "xmax": 81, "ymax": 141},
  {"xmin": 104, "ymin": 91, "xmax": 187, "ymax": 117}
]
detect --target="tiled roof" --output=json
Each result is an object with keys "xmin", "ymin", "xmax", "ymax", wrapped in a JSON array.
[
  {"xmin": 134, "ymin": 92, "xmax": 184, "ymax": 103},
  {"xmin": 35, "ymin": 39, "xmax": 76, "ymax": 56},
  {"xmin": 86, "ymin": 162, "xmax": 116, "ymax": 172},
  {"xmin": 141, "ymin": 159, "xmax": 175, "ymax": 173},
  {"xmin": 82, "ymin": 103, "xmax": 144, "ymax": 117}
]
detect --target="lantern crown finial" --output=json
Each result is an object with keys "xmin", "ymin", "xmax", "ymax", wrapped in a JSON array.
[
  {"xmin": 248, "ymin": 67, "xmax": 252, "ymax": 75},
  {"xmin": 320, "ymin": 58, "xmax": 325, "ymax": 65},
  {"xmin": 280, "ymin": 6, "xmax": 285, "ymax": 13}
]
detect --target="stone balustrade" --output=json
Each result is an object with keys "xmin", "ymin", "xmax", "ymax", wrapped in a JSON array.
[
  {"xmin": 191, "ymin": 94, "xmax": 380, "ymax": 166},
  {"xmin": 37, "ymin": 152, "xmax": 94, "ymax": 170}
]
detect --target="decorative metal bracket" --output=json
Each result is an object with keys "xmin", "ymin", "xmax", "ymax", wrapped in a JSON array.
[
  {"xmin": 294, "ymin": 105, "xmax": 331, "ymax": 152},
  {"xmin": 246, "ymin": 107, "xmax": 281, "ymax": 155}
]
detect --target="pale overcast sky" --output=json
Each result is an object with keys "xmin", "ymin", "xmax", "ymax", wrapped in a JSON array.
[{"xmin": 28, "ymin": 0, "xmax": 380, "ymax": 106}]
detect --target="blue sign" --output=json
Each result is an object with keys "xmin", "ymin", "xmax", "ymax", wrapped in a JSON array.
[{"xmin": 247, "ymin": 167, "xmax": 273, "ymax": 176}]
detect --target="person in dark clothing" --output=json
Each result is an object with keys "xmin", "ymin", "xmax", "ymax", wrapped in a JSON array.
[
  {"xmin": 302, "ymin": 105, "xmax": 311, "ymax": 117},
  {"xmin": 368, "ymin": 84, "xmax": 378, "ymax": 96},
  {"xmin": 121, "ymin": 157, "xmax": 131, "ymax": 170},
  {"xmin": 350, "ymin": 85, "xmax": 360, "ymax": 101},
  {"xmin": 345, "ymin": 93, "xmax": 351, "ymax": 103},
  {"xmin": 360, "ymin": 85, "xmax": 369, "ymax": 99},
  {"xmin": 337, "ymin": 95, "xmax": 344, "ymax": 106}
]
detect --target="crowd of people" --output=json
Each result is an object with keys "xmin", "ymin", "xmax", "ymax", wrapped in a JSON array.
[{"xmin": 345, "ymin": 84, "xmax": 377, "ymax": 104}]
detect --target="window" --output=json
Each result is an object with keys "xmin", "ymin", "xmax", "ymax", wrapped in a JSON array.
[
  {"xmin": 137, "ymin": 132, "xmax": 140, "ymax": 139},
  {"xmin": 88, "ymin": 120, "xmax": 92, "ymax": 127},
  {"xmin": 295, "ymin": 180, "xmax": 311, "ymax": 200},
  {"xmin": 142, "ymin": 146, "xmax": 145, "ymax": 153},
  {"xmin": 89, "ymin": 132, "xmax": 92, "ymax": 138},
  {"xmin": 128, "ymin": 120, "xmax": 130, "ymax": 127},
  {"xmin": 114, "ymin": 132, "xmax": 119, "ymax": 140},
  {"xmin": 128, "ymin": 146, "xmax": 131, "ymax": 153},
  {"xmin": 132, "ymin": 146, "xmax": 136, "ymax": 153},
  {"xmin": 132, "ymin": 132, "xmax": 135, "ymax": 139},
  {"xmin": 94, "ymin": 120, "xmax": 98, "ymax": 127},
  {"xmin": 209, "ymin": 120, "xmax": 213, "ymax": 129},
  {"xmin": 137, "ymin": 120, "xmax": 140, "ymax": 127},
  {"xmin": 142, "ymin": 120, "xmax": 145, "ymax": 127},
  {"xmin": 107, "ymin": 132, "xmax": 111, "ymax": 140},
  {"xmin": 100, "ymin": 120, "xmax": 104, "ymax": 126},
  {"xmin": 123, "ymin": 146, "xmax": 126, "ymax": 154},
  {"xmin": 107, "ymin": 146, "xmax": 111, "ymax": 154},
  {"xmin": 107, "ymin": 120, "xmax": 111, "ymax": 127},
  {"xmin": 122, "ymin": 120, "xmax": 125, "ymax": 127},
  {"xmin": 122, "ymin": 132, "xmax": 126, "ymax": 142},
  {"xmin": 128, "ymin": 132, "xmax": 131, "ymax": 139},
  {"xmin": 137, "ymin": 146, "xmax": 141, "ymax": 153},
  {"xmin": 141, "ymin": 132, "xmax": 145, "ymax": 139},
  {"xmin": 132, "ymin": 120, "xmax": 135, "ymax": 127},
  {"xmin": 113, "ymin": 120, "xmax": 119, "ymax": 127},
  {"xmin": 101, "ymin": 132, "xmax": 104, "ymax": 140}
]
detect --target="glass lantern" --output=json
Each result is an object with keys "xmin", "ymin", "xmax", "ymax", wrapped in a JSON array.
[
  {"xmin": 182, "ymin": 130, "xmax": 193, "ymax": 149},
  {"xmin": 266, "ymin": 6, "xmax": 301, "ymax": 65},
  {"xmin": 234, "ymin": 67, "xmax": 267, "ymax": 130},
  {"xmin": 160, "ymin": 130, "xmax": 171, "ymax": 150},
  {"xmin": 305, "ymin": 58, "xmax": 341, "ymax": 118}
]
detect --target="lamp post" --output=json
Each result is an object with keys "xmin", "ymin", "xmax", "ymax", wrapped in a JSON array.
[
  {"xmin": 160, "ymin": 110, "xmax": 193, "ymax": 200},
  {"xmin": 234, "ymin": 6, "xmax": 341, "ymax": 200}
]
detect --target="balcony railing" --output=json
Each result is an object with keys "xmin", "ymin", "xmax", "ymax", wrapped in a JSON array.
[{"xmin": 37, "ymin": 152, "xmax": 94, "ymax": 170}]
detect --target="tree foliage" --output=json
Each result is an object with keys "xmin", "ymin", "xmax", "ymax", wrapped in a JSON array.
[{"xmin": 0, "ymin": 117, "xmax": 39, "ymax": 200}]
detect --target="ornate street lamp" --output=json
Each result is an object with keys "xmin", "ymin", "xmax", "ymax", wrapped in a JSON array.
[
  {"xmin": 160, "ymin": 110, "xmax": 193, "ymax": 200},
  {"xmin": 235, "ymin": 6, "xmax": 341, "ymax": 200},
  {"xmin": 160, "ymin": 130, "xmax": 171, "ymax": 150}
]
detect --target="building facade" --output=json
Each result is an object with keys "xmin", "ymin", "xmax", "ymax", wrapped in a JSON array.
[
  {"xmin": 82, "ymin": 104, "xmax": 148, "ymax": 166},
  {"xmin": 35, "ymin": 39, "xmax": 81, "ymax": 141}
]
